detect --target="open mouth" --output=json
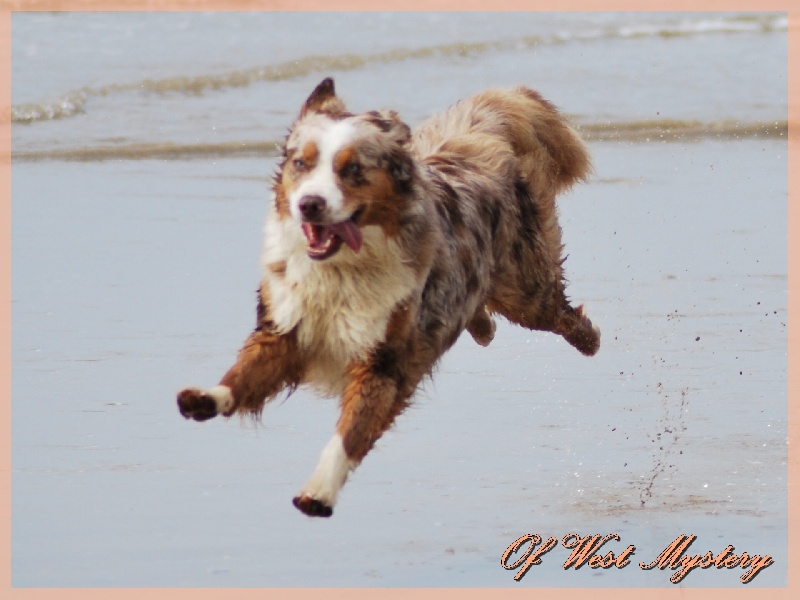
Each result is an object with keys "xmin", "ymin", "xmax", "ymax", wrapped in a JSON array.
[{"xmin": 301, "ymin": 208, "xmax": 364, "ymax": 260}]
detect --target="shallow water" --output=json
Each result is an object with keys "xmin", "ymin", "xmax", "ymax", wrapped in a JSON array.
[{"xmin": 11, "ymin": 12, "xmax": 788, "ymax": 588}]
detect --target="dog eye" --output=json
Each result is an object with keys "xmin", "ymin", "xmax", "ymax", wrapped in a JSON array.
[
  {"xmin": 292, "ymin": 158, "xmax": 307, "ymax": 170},
  {"xmin": 344, "ymin": 162, "xmax": 361, "ymax": 176}
]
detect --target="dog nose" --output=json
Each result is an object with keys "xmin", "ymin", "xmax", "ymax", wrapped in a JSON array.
[{"xmin": 298, "ymin": 195, "xmax": 327, "ymax": 221}]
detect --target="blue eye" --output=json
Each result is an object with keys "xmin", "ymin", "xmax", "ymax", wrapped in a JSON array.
[
  {"xmin": 293, "ymin": 158, "xmax": 306, "ymax": 169},
  {"xmin": 345, "ymin": 162, "xmax": 360, "ymax": 175}
]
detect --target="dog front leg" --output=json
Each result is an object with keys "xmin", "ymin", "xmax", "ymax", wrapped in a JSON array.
[
  {"xmin": 292, "ymin": 351, "xmax": 412, "ymax": 517},
  {"xmin": 177, "ymin": 327, "xmax": 302, "ymax": 421}
]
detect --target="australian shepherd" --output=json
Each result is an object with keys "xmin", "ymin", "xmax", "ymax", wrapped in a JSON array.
[{"xmin": 177, "ymin": 78, "xmax": 600, "ymax": 517}]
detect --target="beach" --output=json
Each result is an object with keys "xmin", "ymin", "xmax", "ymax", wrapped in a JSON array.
[{"xmin": 11, "ymin": 12, "xmax": 788, "ymax": 587}]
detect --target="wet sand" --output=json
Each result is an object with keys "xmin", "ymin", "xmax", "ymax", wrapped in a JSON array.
[{"xmin": 11, "ymin": 135, "xmax": 787, "ymax": 587}]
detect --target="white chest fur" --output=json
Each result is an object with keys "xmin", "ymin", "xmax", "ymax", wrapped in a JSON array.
[{"xmin": 262, "ymin": 210, "xmax": 417, "ymax": 393}]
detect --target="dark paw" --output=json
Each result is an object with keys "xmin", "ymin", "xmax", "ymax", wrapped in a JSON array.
[
  {"xmin": 466, "ymin": 309, "xmax": 496, "ymax": 347},
  {"xmin": 177, "ymin": 387, "xmax": 219, "ymax": 421},
  {"xmin": 568, "ymin": 306, "xmax": 600, "ymax": 357},
  {"xmin": 292, "ymin": 495, "xmax": 333, "ymax": 518}
]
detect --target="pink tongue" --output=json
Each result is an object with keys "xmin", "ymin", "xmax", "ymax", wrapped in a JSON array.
[{"xmin": 328, "ymin": 220, "xmax": 363, "ymax": 253}]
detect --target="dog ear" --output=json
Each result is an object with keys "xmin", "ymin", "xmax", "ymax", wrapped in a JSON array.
[
  {"xmin": 385, "ymin": 146, "xmax": 415, "ymax": 194},
  {"xmin": 368, "ymin": 109, "xmax": 411, "ymax": 146},
  {"xmin": 363, "ymin": 109, "xmax": 413, "ymax": 193},
  {"xmin": 300, "ymin": 78, "xmax": 347, "ymax": 117}
]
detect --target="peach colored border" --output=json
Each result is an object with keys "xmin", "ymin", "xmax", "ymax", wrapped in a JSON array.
[
  {"xmin": 0, "ymin": 4, "xmax": 9, "ymax": 599},
  {"xmin": 1, "ymin": 0, "xmax": 796, "ymax": 598}
]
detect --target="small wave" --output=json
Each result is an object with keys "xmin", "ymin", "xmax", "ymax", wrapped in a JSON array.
[
  {"xmin": 576, "ymin": 119, "xmax": 790, "ymax": 142},
  {"xmin": 11, "ymin": 140, "xmax": 282, "ymax": 162},
  {"xmin": 609, "ymin": 13, "xmax": 788, "ymax": 40},
  {"xmin": 11, "ymin": 120, "xmax": 791, "ymax": 163},
  {"xmin": 11, "ymin": 90, "xmax": 89, "ymax": 124},
  {"xmin": 12, "ymin": 44, "xmax": 499, "ymax": 123},
  {"xmin": 12, "ymin": 13, "xmax": 787, "ymax": 124}
]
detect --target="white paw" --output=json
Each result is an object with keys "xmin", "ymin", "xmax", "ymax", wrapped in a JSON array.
[{"xmin": 294, "ymin": 434, "xmax": 355, "ymax": 516}]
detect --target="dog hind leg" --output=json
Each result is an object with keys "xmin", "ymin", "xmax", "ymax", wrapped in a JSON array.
[
  {"xmin": 488, "ymin": 285, "xmax": 600, "ymax": 357},
  {"xmin": 488, "ymin": 169, "xmax": 599, "ymax": 356}
]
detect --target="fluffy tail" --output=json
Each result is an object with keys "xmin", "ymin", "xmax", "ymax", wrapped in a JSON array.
[
  {"xmin": 504, "ymin": 86, "xmax": 591, "ymax": 198},
  {"xmin": 413, "ymin": 85, "xmax": 591, "ymax": 200}
]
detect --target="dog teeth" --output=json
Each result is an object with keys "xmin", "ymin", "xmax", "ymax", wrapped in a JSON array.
[{"xmin": 307, "ymin": 233, "xmax": 336, "ymax": 258}]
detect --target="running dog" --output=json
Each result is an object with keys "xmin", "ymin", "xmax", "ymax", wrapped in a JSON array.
[{"xmin": 177, "ymin": 78, "xmax": 600, "ymax": 517}]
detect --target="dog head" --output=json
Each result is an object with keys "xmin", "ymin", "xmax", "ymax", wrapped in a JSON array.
[{"xmin": 272, "ymin": 78, "xmax": 415, "ymax": 261}]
